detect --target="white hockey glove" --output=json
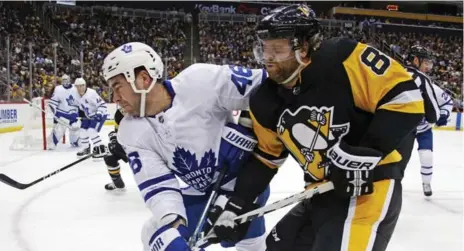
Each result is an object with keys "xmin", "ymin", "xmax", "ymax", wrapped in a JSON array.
[
  {"xmin": 71, "ymin": 119, "xmax": 81, "ymax": 130},
  {"xmin": 327, "ymin": 141, "xmax": 382, "ymax": 197}
]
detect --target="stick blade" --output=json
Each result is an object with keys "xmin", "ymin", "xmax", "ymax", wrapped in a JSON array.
[{"xmin": 0, "ymin": 174, "xmax": 29, "ymax": 190}]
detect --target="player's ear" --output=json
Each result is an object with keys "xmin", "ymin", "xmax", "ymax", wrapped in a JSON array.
[
  {"xmin": 413, "ymin": 57, "xmax": 419, "ymax": 67},
  {"xmin": 299, "ymin": 41, "xmax": 310, "ymax": 59},
  {"xmin": 139, "ymin": 70, "xmax": 153, "ymax": 89}
]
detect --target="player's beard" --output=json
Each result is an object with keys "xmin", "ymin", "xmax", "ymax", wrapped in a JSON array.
[
  {"xmin": 265, "ymin": 58, "xmax": 301, "ymax": 85},
  {"xmin": 118, "ymin": 94, "xmax": 140, "ymax": 116}
]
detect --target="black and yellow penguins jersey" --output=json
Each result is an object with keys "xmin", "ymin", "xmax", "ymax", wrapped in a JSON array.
[
  {"xmin": 241, "ymin": 37, "xmax": 424, "ymax": 192},
  {"xmin": 113, "ymin": 108, "xmax": 125, "ymax": 131}
]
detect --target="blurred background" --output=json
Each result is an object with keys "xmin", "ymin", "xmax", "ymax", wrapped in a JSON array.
[{"xmin": 0, "ymin": 1, "xmax": 462, "ymax": 111}]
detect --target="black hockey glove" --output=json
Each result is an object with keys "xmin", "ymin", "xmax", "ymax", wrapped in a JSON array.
[
  {"xmin": 108, "ymin": 131, "xmax": 128, "ymax": 162},
  {"xmin": 327, "ymin": 141, "xmax": 382, "ymax": 197},
  {"xmin": 203, "ymin": 195, "xmax": 259, "ymax": 244}
]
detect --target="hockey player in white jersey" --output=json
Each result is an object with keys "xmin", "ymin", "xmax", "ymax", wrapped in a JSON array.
[
  {"xmin": 102, "ymin": 42, "xmax": 269, "ymax": 251},
  {"xmin": 47, "ymin": 74, "xmax": 81, "ymax": 149},
  {"xmin": 406, "ymin": 45, "xmax": 454, "ymax": 196},
  {"xmin": 74, "ymin": 77, "xmax": 109, "ymax": 159}
]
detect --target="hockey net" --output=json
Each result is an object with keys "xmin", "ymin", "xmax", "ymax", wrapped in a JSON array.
[{"xmin": 10, "ymin": 97, "xmax": 65, "ymax": 151}]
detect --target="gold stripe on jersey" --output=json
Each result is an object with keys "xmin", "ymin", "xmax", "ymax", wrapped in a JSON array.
[
  {"xmin": 378, "ymin": 150, "xmax": 402, "ymax": 166},
  {"xmin": 342, "ymin": 179, "xmax": 395, "ymax": 251},
  {"xmin": 250, "ymin": 110, "xmax": 285, "ymax": 169},
  {"xmin": 343, "ymin": 43, "xmax": 419, "ymax": 114}
]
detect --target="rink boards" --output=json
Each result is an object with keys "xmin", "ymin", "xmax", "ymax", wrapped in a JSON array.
[{"xmin": 0, "ymin": 101, "xmax": 463, "ymax": 133}]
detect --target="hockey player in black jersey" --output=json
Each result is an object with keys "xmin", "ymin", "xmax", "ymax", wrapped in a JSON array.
[
  {"xmin": 103, "ymin": 108, "xmax": 128, "ymax": 191},
  {"xmin": 206, "ymin": 4, "xmax": 425, "ymax": 251},
  {"xmin": 405, "ymin": 45, "xmax": 453, "ymax": 196}
]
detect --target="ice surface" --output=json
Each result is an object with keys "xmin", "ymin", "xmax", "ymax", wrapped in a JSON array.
[{"xmin": 0, "ymin": 128, "xmax": 462, "ymax": 251}]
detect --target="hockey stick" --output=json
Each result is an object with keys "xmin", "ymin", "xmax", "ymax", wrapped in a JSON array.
[
  {"xmin": 188, "ymin": 164, "xmax": 230, "ymax": 248},
  {"xmin": 23, "ymin": 98, "xmax": 73, "ymax": 130},
  {"xmin": 195, "ymin": 181, "xmax": 335, "ymax": 248},
  {"xmin": 0, "ymin": 154, "xmax": 93, "ymax": 190}
]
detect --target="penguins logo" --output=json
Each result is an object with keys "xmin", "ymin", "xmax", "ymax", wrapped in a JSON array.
[{"xmin": 277, "ymin": 106, "xmax": 350, "ymax": 181}]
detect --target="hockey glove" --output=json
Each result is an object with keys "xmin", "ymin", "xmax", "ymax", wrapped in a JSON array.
[
  {"xmin": 108, "ymin": 131, "xmax": 128, "ymax": 162},
  {"xmin": 219, "ymin": 122, "xmax": 257, "ymax": 174},
  {"xmin": 327, "ymin": 141, "xmax": 382, "ymax": 197},
  {"xmin": 435, "ymin": 113, "xmax": 449, "ymax": 127},
  {"xmin": 204, "ymin": 195, "xmax": 259, "ymax": 244},
  {"xmin": 94, "ymin": 113, "xmax": 104, "ymax": 122},
  {"xmin": 71, "ymin": 119, "xmax": 81, "ymax": 131}
]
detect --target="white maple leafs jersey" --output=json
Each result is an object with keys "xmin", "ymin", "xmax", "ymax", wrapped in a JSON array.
[
  {"xmin": 117, "ymin": 63, "xmax": 267, "ymax": 221},
  {"xmin": 49, "ymin": 85, "xmax": 80, "ymax": 115},
  {"xmin": 79, "ymin": 87, "xmax": 108, "ymax": 118},
  {"xmin": 405, "ymin": 66, "xmax": 453, "ymax": 133},
  {"xmin": 416, "ymin": 83, "xmax": 453, "ymax": 133}
]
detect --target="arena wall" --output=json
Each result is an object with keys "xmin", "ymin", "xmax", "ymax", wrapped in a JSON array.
[{"xmin": 0, "ymin": 102, "xmax": 462, "ymax": 133}]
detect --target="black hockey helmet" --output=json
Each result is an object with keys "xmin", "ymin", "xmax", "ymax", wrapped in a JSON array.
[
  {"xmin": 408, "ymin": 45, "xmax": 432, "ymax": 61},
  {"xmin": 408, "ymin": 45, "xmax": 434, "ymax": 70},
  {"xmin": 255, "ymin": 5, "xmax": 321, "ymax": 51}
]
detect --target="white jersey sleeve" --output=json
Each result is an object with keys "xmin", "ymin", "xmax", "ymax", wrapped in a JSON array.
[
  {"xmin": 432, "ymin": 83, "xmax": 453, "ymax": 117},
  {"xmin": 79, "ymin": 88, "xmax": 108, "ymax": 118},
  {"xmin": 168, "ymin": 63, "xmax": 267, "ymax": 112},
  {"xmin": 117, "ymin": 116, "xmax": 187, "ymax": 224},
  {"xmin": 48, "ymin": 86, "xmax": 63, "ymax": 114}
]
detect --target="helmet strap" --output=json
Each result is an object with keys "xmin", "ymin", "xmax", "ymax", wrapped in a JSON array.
[
  {"xmin": 280, "ymin": 50, "xmax": 310, "ymax": 85},
  {"xmin": 139, "ymin": 92, "xmax": 146, "ymax": 117}
]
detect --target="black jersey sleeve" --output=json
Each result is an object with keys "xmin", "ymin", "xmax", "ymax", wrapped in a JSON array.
[
  {"xmin": 114, "ymin": 109, "xmax": 124, "ymax": 131},
  {"xmin": 233, "ymin": 83, "xmax": 288, "ymax": 203}
]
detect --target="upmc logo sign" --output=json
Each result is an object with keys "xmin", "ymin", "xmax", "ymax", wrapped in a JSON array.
[{"xmin": 0, "ymin": 109, "xmax": 18, "ymax": 124}]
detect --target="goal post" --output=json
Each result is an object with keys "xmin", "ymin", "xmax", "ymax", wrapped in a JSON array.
[{"xmin": 10, "ymin": 97, "xmax": 65, "ymax": 150}]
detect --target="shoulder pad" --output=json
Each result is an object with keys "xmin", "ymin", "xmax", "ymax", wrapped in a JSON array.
[{"xmin": 313, "ymin": 37, "xmax": 358, "ymax": 64}]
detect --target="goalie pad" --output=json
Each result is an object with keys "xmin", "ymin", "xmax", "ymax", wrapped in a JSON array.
[{"xmin": 47, "ymin": 123, "xmax": 67, "ymax": 149}]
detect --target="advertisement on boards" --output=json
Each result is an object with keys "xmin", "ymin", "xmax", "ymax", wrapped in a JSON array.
[{"xmin": 0, "ymin": 107, "xmax": 18, "ymax": 125}]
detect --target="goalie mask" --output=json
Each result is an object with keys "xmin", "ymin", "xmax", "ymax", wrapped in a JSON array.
[
  {"xmin": 102, "ymin": 42, "xmax": 164, "ymax": 117},
  {"xmin": 61, "ymin": 74, "xmax": 71, "ymax": 87},
  {"xmin": 253, "ymin": 4, "xmax": 322, "ymax": 85}
]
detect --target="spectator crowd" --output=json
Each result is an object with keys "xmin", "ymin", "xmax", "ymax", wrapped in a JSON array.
[{"xmin": 1, "ymin": 2, "xmax": 462, "ymax": 110}]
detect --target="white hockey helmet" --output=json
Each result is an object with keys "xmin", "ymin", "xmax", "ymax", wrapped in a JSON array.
[
  {"xmin": 61, "ymin": 74, "xmax": 71, "ymax": 87},
  {"xmin": 74, "ymin": 77, "xmax": 86, "ymax": 86},
  {"xmin": 102, "ymin": 42, "xmax": 164, "ymax": 117}
]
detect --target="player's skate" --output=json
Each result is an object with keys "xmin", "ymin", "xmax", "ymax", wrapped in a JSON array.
[
  {"xmin": 93, "ymin": 145, "xmax": 108, "ymax": 159},
  {"xmin": 104, "ymin": 178, "xmax": 125, "ymax": 192},
  {"xmin": 77, "ymin": 145, "xmax": 91, "ymax": 158},
  {"xmin": 422, "ymin": 183, "xmax": 432, "ymax": 197}
]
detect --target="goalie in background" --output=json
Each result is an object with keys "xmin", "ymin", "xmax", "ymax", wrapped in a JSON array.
[
  {"xmin": 47, "ymin": 74, "xmax": 81, "ymax": 150},
  {"xmin": 103, "ymin": 108, "xmax": 128, "ymax": 191}
]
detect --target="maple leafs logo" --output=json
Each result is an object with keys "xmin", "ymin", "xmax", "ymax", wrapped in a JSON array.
[
  {"xmin": 172, "ymin": 147, "xmax": 217, "ymax": 171},
  {"xmin": 66, "ymin": 95, "xmax": 75, "ymax": 106}
]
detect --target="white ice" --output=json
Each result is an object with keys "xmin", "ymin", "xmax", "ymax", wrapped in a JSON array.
[{"xmin": 0, "ymin": 127, "xmax": 462, "ymax": 251}]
